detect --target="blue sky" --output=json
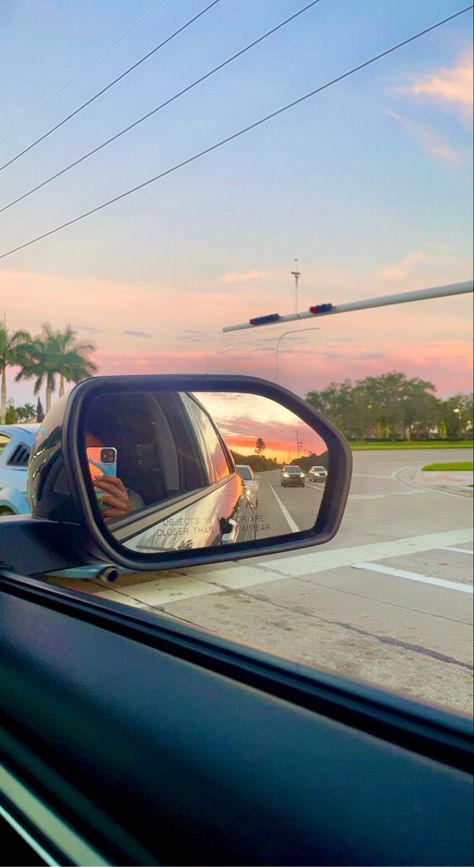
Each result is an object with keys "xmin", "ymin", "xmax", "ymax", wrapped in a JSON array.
[{"xmin": 1, "ymin": 0, "xmax": 472, "ymax": 402}]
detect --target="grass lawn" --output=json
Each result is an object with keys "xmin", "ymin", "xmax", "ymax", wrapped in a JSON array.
[
  {"xmin": 350, "ymin": 441, "xmax": 473, "ymax": 450},
  {"xmin": 422, "ymin": 461, "xmax": 474, "ymax": 471}
]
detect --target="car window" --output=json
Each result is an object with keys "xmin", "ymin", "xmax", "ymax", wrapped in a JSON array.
[
  {"xmin": 2, "ymin": 2, "xmax": 473, "ymax": 720},
  {"xmin": 180, "ymin": 394, "xmax": 231, "ymax": 484},
  {"xmin": 84, "ymin": 392, "xmax": 209, "ymax": 518},
  {"xmin": 0, "ymin": 433, "xmax": 10, "ymax": 455},
  {"xmin": 236, "ymin": 466, "xmax": 253, "ymax": 481}
]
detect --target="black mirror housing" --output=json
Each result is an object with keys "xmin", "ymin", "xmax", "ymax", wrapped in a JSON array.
[{"xmin": 25, "ymin": 375, "xmax": 352, "ymax": 574}]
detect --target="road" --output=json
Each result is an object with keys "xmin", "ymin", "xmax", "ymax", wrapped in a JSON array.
[
  {"xmin": 50, "ymin": 447, "xmax": 473, "ymax": 715},
  {"xmin": 245, "ymin": 469, "xmax": 324, "ymax": 539}
]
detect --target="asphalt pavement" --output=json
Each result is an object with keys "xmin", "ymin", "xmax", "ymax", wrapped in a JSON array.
[
  {"xmin": 252, "ymin": 469, "xmax": 324, "ymax": 538},
  {"xmin": 49, "ymin": 447, "xmax": 474, "ymax": 716}
]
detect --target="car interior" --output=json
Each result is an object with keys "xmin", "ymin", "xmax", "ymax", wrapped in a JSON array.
[{"xmin": 0, "ymin": 375, "xmax": 471, "ymax": 866}]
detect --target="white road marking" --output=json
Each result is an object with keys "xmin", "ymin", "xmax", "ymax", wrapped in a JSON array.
[
  {"xmin": 441, "ymin": 546, "xmax": 474, "ymax": 555},
  {"xmin": 244, "ymin": 528, "xmax": 474, "ymax": 581},
  {"xmin": 352, "ymin": 562, "xmax": 473, "ymax": 594},
  {"xmin": 99, "ymin": 575, "xmax": 222, "ymax": 607},
  {"xmin": 269, "ymin": 484, "xmax": 300, "ymax": 533},
  {"xmin": 95, "ymin": 529, "xmax": 474, "ymax": 605}
]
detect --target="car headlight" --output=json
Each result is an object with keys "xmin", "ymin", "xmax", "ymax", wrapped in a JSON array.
[{"xmin": 300, "ymin": 473, "xmax": 305, "ymax": 478}]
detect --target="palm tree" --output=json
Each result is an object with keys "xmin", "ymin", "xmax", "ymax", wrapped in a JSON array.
[
  {"xmin": 22, "ymin": 401, "xmax": 36, "ymax": 421},
  {"xmin": 15, "ymin": 323, "xmax": 97, "ymax": 414},
  {"xmin": 0, "ymin": 321, "xmax": 31, "ymax": 423},
  {"xmin": 55, "ymin": 325, "xmax": 97, "ymax": 397},
  {"xmin": 16, "ymin": 402, "xmax": 36, "ymax": 422}
]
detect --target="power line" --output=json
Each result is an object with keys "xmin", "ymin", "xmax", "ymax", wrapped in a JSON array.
[
  {"xmin": 0, "ymin": 0, "xmax": 222, "ymax": 173},
  {"xmin": 0, "ymin": 0, "xmax": 322, "ymax": 214},
  {"xmin": 1, "ymin": 4, "xmax": 472, "ymax": 263},
  {"xmin": 0, "ymin": 0, "xmax": 170, "ymax": 147}
]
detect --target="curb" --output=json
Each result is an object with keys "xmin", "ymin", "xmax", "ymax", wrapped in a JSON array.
[{"xmin": 397, "ymin": 467, "xmax": 474, "ymax": 499}]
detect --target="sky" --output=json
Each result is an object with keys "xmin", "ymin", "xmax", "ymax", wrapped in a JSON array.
[
  {"xmin": 197, "ymin": 392, "xmax": 327, "ymax": 462},
  {"xmin": 1, "ymin": 0, "xmax": 472, "ymax": 406}
]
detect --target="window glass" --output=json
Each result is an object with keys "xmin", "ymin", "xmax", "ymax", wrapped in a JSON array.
[
  {"xmin": 236, "ymin": 466, "xmax": 252, "ymax": 481},
  {"xmin": 181, "ymin": 394, "xmax": 231, "ymax": 483},
  {"xmin": 7, "ymin": 0, "xmax": 471, "ymax": 719}
]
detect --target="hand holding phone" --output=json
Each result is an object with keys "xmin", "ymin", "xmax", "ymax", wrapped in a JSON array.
[{"xmin": 87, "ymin": 447, "xmax": 132, "ymax": 519}]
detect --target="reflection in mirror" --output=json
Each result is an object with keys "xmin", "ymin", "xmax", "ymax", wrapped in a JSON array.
[{"xmin": 82, "ymin": 391, "xmax": 329, "ymax": 553}]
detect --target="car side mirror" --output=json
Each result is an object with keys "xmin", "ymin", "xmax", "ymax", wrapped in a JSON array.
[{"xmin": 27, "ymin": 375, "xmax": 352, "ymax": 573}]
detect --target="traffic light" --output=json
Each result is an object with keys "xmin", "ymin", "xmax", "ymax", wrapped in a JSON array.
[
  {"xmin": 249, "ymin": 313, "xmax": 281, "ymax": 326},
  {"xmin": 308, "ymin": 303, "xmax": 333, "ymax": 315}
]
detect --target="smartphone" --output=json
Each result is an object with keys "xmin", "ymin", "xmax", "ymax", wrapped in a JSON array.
[{"xmin": 86, "ymin": 447, "xmax": 117, "ymax": 502}]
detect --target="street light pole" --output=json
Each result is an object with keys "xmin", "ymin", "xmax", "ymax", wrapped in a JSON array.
[
  {"xmin": 290, "ymin": 259, "xmax": 301, "ymax": 315},
  {"xmin": 275, "ymin": 326, "xmax": 320, "ymax": 383}
]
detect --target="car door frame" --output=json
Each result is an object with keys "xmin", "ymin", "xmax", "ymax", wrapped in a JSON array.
[{"xmin": 1, "ymin": 568, "xmax": 472, "ymax": 866}]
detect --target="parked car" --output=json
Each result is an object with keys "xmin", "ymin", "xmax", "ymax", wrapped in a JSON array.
[
  {"xmin": 281, "ymin": 465, "xmax": 306, "ymax": 487},
  {"xmin": 236, "ymin": 464, "xmax": 259, "ymax": 509},
  {"xmin": 0, "ymin": 422, "xmax": 39, "ymax": 514},
  {"xmin": 308, "ymin": 464, "xmax": 328, "ymax": 482}
]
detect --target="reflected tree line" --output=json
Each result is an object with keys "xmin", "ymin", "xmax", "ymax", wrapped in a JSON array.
[{"xmin": 306, "ymin": 372, "xmax": 473, "ymax": 441}]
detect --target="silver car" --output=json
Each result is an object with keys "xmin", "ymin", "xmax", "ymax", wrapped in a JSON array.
[
  {"xmin": 235, "ymin": 464, "xmax": 259, "ymax": 510},
  {"xmin": 308, "ymin": 465, "xmax": 328, "ymax": 483}
]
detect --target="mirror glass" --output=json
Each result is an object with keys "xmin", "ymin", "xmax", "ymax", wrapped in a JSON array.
[{"xmin": 82, "ymin": 391, "xmax": 329, "ymax": 552}]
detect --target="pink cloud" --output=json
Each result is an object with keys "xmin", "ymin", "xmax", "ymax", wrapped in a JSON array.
[
  {"xmin": 380, "ymin": 249, "xmax": 429, "ymax": 282},
  {"xmin": 90, "ymin": 338, "xmax": 472, "ymax": 398},
  {"xmin": 392, "ymin": 49, "xmax": 473, "ymax": 123},
  {"xmin": 387, "ymin": 110, "xmax": 461, "ymax": 164}
]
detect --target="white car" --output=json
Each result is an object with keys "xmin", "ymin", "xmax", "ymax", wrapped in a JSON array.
[
  {"xmin": 308, "ymin": 465, "xmax": 328, "ymax": 482},
  {"xmin": 235, "ymin": 464, "xmax": 259, "ymax": 509},
  {"xmin": 0, "ymin": 423, "xmax": 39, "ymax": 514}
]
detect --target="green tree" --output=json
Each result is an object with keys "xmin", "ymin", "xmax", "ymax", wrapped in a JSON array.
[
  {"xmin": 22, "ymin": 401, "xmax": 36, "ymax": 420},
  {"xmin": 438, "ymin": 394, "xmax": 473, "ymax": 439},
  {"xmin": 255, "ymin": 437, "xmax": 266, "ymax": 455},
  {"xmin": 5, "ymin": 399, "xmax": 18, "ymax": 424},
  {"xmin": 0, "ymin": 322, "xmax": 31, "ymax": 423},
  {"xmin": 307, "ymin": 380, "xmax": 368, "ymax": 439},
  {"xmin": 306, "ymin": 372, "xmax": 444, "ymax": 441},
  {"xmin": 15, "ymin": 323, "xmax": 97, "ymax": 414},
  {"xmin": 15, "ymin": 402, "xmax": 36, "ymax": 422}
]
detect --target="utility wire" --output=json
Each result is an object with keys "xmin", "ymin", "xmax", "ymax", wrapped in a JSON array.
[
  {"xmin": 0, "ymin": 0, "xmax": 170, "ymax": 147},
  {"xmin": 0, "ymin": 0, "xmax": 222, "ymax": 173},
  {"xmin": 0, "ymin": 0, "xmax": 322, "ymax": 214},
  {"xmin": 1, "ymin": 4, "xmax": 472, "ymax": 262}
]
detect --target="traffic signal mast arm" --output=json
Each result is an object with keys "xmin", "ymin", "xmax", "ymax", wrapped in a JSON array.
[{"xmin": 222, "ymin": 280, "xmax": 473, "ymax": 332}]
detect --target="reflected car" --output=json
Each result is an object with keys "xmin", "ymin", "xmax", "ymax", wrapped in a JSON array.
[
  {"xmin": 308, "ymin": 465, "xmax": 328, "ymax": 482},
  {"xmin": 77, "ymin": 391, "xmax": 247, "ymax": 553},
  {"xmin": 235, "ymin": 465, "xmax": 259, "ymax": 510},
  {"xmin": 280, "ymin": 465, "xmax": 305, "ymax": 487}
]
